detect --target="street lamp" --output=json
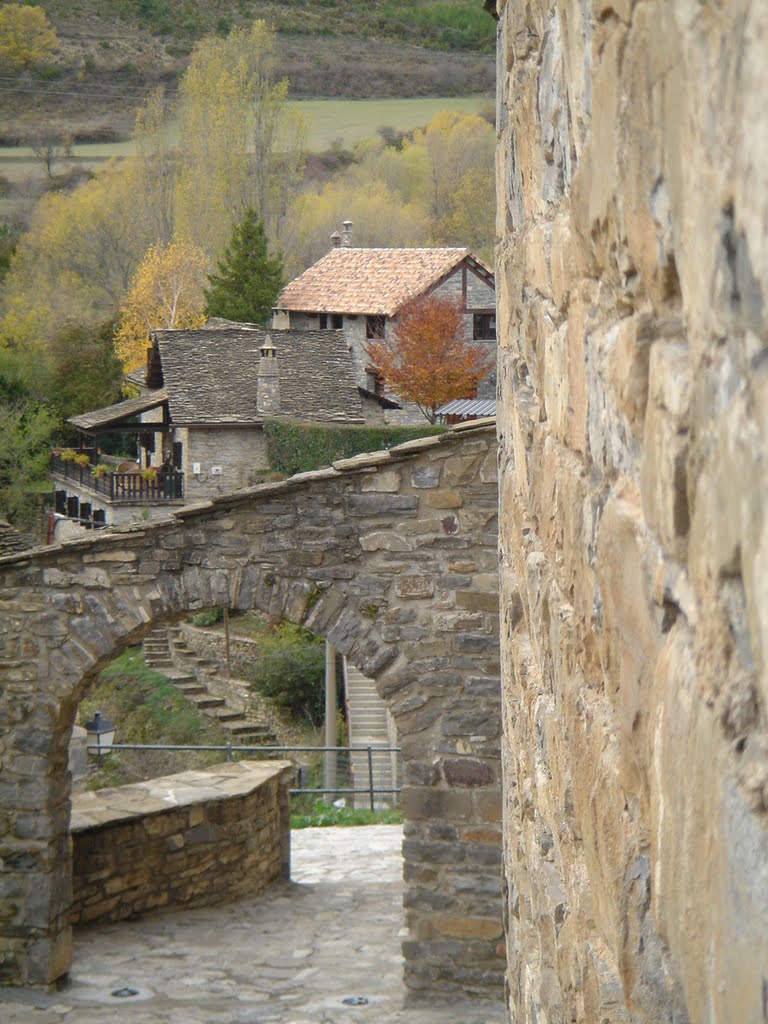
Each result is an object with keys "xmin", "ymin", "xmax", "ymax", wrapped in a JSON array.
[{"xmin": 84, "ymin": 711, "xmax": 116, "ymax": 757}]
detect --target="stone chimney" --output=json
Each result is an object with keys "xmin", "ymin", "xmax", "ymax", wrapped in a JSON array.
[
  {"xmin": 341, "ymin": 220, "xmax": 353, "ymax": 247},
  {"xmin": 330, "ymin": 230, "xmax": 341, "ymax": 248},
  {"xmin": 257, "ymin": 334, "xmax": 281, "ymax": 415}
]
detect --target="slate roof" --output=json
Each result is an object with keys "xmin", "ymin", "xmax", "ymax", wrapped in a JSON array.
[
  {"xmin": 152, "ymin": 325, "xmax": 366, "ymax": 425},
  {"xmin": 69, "ymin": 392, "xmax": 168, "ymax": 432},
  {"xmin": 277, "ymin": 247, "xmax": 492, "ymax": 317}
]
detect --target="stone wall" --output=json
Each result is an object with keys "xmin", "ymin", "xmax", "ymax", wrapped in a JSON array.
[
  {"xmin": 70, "ymin": 762, "xmax": 291, "ymax": 925},
  {"xmin": 0, "ymin": 422, "xmax": 502, "ymax": 997},
  {"xmin": 495, "ymin": 2, "xmax": 768, "ymax": 1022},
  {"xmin": 181, "ymin": 426, "xmax": 270, "ymax": 503}
]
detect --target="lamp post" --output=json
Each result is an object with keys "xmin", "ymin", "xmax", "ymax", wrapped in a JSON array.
[{"xmin": 84, "ymin": 711, "xmax": 116, "ymax": 760}]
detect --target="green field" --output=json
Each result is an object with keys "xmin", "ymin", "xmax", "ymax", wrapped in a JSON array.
[
  {"xmin": 0, "ymin": 95, "xmax": 491, "ymax": 186},
  {"xmin": 292, "ymin": 95, "xmax": 491, "ymax": 150}
]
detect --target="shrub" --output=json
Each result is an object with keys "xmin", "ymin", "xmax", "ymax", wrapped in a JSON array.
[
  {"xmin": 190, "ymin": 607, "xmax": 224, "ymax": 627},
  {"xmin": 263, "ymin": 420, "xmax": 444, "ymax": 476},
  {"xmin": 243, "ymin": 621, "xmax": 326, "ymax": 725}
]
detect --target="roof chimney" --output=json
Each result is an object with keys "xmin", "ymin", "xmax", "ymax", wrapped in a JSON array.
[
  {"xmin": 341, "ymin": 220, "xmax": 353, "ymax": 247},
  {"xmin": 257, "ymin": 334, "xmax": 280, "ymax": 415},
  {"xmin": 330, "ymin": 230, "xmax": 341, "ymax": 248}
]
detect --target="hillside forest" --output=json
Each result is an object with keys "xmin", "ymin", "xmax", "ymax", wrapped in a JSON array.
[{"xmin": 0, "ymin": 5, "xmax": 497, "ymax": 533}]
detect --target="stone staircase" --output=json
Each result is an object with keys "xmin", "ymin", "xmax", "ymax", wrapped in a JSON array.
[
  {"xmin": 143, "ymin": 627, "xmax": 276, "ymax": 744},
  {"xmin": 343, "ymin": 658, "xmax": 400, "ymax": 808}
]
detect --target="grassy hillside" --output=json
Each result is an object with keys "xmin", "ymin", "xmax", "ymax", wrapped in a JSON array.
[{"xmin": 0, "ymin": 1, "xmax": 495, "ymax": 136}]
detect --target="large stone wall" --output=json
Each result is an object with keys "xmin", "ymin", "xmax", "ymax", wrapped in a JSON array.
[
  {"xmin": 0, "ymin": 423, "xmax": 503, "ymax": 997},
  {"xmin": 495, "ymin": 2, "xmax": 768, "ymax": 1022}
]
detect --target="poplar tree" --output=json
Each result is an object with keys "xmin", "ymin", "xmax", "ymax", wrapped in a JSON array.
[{"xmin": 204, "ymin": 209, "xmax": 284, "ymax": 325}]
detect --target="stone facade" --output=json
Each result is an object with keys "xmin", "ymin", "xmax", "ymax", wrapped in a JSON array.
[
  {"xmin": 176, "ymin": 426, "xmax": 269, "ymax": 503},
  {"xmin": 70, "ymin": 762, "xmax": 292, "ymax": 926},
  {"xmin": 0, "ymin": 422, "xmax": 502, "ymax": 997},
  {"xmin": 495, "ymin": 2, "xmax": 768, "ymax": 1022}
]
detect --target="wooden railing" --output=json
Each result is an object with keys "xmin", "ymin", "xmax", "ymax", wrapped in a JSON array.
[{"xmin": 51, "ymin": 453, "xmax": 184, "ymax": 502}]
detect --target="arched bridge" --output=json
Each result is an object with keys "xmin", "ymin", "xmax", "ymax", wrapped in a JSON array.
[{"xmin": 0, "ymin": 421, "xmax": 503, "ymax": 997}]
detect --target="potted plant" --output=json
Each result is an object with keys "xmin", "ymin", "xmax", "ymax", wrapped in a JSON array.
[
  {"xmin": 141, "ymin": 467, "xmax": 158, "ymax": 483},
  {"xmin": 74, "ymin": 453, "xmax": 91, "ymax": 467},
  {"xmin": 92, "ymin": 463, "xmax": 111, "ymax": 479}
]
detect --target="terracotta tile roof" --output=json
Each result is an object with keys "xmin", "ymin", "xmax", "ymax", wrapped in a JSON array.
[{"xmin": 278, "ymin": 247, "xmax": 485, "ymax": 317}]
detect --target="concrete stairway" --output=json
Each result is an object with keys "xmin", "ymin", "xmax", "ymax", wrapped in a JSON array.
[
  {"xmin": 143, "ymin": 627, "xmax": 275, "ymax": 744},
  {"xmin": 343, "ymin": 658, "xmax": 399, "ymax": 808}
]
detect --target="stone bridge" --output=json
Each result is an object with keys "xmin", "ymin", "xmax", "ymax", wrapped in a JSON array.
[{"xmin": 0, "ymin": 420, "xmax": 503, "ymax": 997}]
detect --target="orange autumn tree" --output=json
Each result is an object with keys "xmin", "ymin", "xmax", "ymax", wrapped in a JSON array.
[{"xmin": 366, "ymin": 294, "xmax": 494, "ymax": 423}]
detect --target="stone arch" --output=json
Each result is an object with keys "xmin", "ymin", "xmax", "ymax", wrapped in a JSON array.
[{"xmin": 0, "ymin": 423, "xmax": 503, "ymax": 997}]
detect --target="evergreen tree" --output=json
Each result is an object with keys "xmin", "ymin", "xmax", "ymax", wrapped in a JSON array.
[{"xmin": 204, "ymin": 209, "xmax": 285, "ymax": 324}]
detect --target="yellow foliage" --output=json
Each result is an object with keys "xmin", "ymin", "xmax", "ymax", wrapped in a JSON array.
[
  {"xmin": 282, "ymin": 180, "xmax": 431, "ymax": 277},
  {"xmin": 115, "ymin": 240, "xmax": 207, "ymax": 371},
  {"xmin": 1, "ymin": 160, "xmax": 156, "ymax": 351},
  {"xmin": 175, "ymin": 20, "xmax": 305, "ymax": 259},
  {"xmin": 0, "ymin": 4, "xmax": 57, "ymax": 68}
]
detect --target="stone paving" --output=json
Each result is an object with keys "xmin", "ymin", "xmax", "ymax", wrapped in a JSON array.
[{"xmin": 0, "ymin": 825, "xmax": 506, "ymax": 1024}]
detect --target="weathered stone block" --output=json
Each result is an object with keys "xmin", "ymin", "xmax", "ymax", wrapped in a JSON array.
[
  {"xmin": 395, "ymin": 575, "xmax": 435, "ymax": 599},
  {"xmin": 345, "ymin": 494, "xmax": 418, "ymax": 517},
  {"xmin": 400, "ymin": 786, "xmax": 474, "ymax": 822},
  {"xmin": 434, "ymin": 915, "xmax": 502, "ymax": 941},
  {"xmin": 455, "ymin": 590, "xmax": 499, "ymax": 612},
  {"xmin": 442, "ymin": 759, "xmax": 496, "ymax": 788},
  {"xmin": 410, "ymin": 466, "xmax": 440, "ymax": 488},
  {"xmin": 425, "ymin": 489, "xmax": 464, "ymax": 509}
]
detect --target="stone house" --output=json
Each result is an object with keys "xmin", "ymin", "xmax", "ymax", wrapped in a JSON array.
[
  {"xmin": 274, "ymin": 227, "xmax": 496, "ymax": 422},
  {"xmin": 51, "ymin": 321, "xmax": 397, "ymax": 532}
]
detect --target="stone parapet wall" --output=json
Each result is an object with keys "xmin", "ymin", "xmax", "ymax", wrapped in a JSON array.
[
  {"xmin": 495, "ymin": 1, "xmax": 768, "ymax": 1022},
  {"xmin": 70, "ymin": 762, "xmax": 291, "ymax": 926}
]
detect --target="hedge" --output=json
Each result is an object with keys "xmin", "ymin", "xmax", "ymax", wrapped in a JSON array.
[{"xmin": 263, "ymin": 419, "xmax": 445, "ymax": 476}]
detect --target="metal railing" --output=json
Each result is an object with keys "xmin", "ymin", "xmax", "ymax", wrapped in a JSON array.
[
  {"xmin": 85, "ymin": 742, "xmax": 401, "ymax": 812},
  {"xmin": 52, "ymin": 452, "xmax": 184, "ymax": 502}
]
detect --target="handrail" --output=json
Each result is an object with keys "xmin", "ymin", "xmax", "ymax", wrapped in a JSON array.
[{"xmin": 86, "ymin": 741, "xmax": 401, "ymax": 810}]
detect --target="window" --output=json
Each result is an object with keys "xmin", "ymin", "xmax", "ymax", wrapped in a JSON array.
[
  {"xmin": 366, "ymin": 315, "xmax": 385, "ymax": 340},
  {"xmin": 319, "ymin": 314, "xmax": 328, "ymax": 329},
  {"xmin": 473, "ymin": 314, "xmax": 496, "ymax": 341},
  {"xmin": 332, "ymin": 313, "xmax": 343, "ymax": 330}
]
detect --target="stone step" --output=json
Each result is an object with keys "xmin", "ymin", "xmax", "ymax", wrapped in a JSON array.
[
  {"xmin": 189, "ymin": 695, "xmax": 226, "ymax": 710},
  {"xmin": 174, "ymin": 682, "xmax": 207, "ymax": 695},
  {"xmin": 213, "ymin": 708, "xmax": 246, "ymax": 723},
  {"xmin": 223, "ymin": 721, "xmax": 273, "ymax": 736}
]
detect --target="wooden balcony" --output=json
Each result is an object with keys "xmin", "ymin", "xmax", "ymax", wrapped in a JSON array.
[{"xmin": 51, "ymin": 452, "xmax": 184, "ymax": 503}]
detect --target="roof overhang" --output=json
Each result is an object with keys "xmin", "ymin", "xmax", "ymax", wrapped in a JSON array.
[{"xmin": 68, "ymin": 391, "xmax": 168, "ymax": 433}]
